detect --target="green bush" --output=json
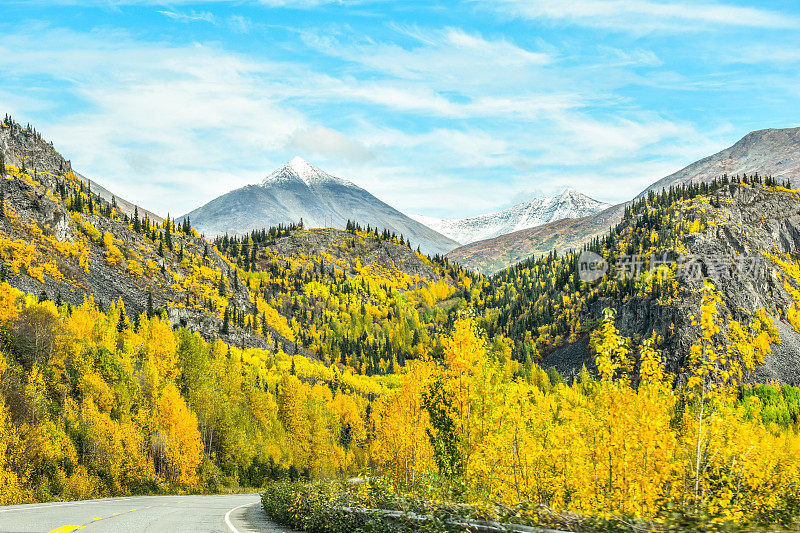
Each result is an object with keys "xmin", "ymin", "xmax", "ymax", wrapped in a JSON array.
[
  {"xmin": 261, "ymin": 479, "xmax": 800, "ymax": 533},
  {"xmin": 261, "ymin": 480, "xmax": 481, "ymax": 533}
]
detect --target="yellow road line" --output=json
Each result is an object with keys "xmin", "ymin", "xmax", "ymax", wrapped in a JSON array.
[
  {"xmin": 93, "ymin": 517, "xmax": 102, "ymax": 520},
  {"xmin": 47, "ymin": 526, "xmax": 84, "ymax": 533}
]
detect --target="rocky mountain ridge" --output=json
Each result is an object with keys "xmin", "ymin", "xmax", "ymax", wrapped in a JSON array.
[
  {"xmin": 639, "ymin": 127, "xmax": 800, "ymax": 198},
  {"xmin": 412, "ymin": 189, "xmax": 610, "ymax": 245}
]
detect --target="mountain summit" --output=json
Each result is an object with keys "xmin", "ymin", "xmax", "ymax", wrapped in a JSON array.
[
  {"xmin": 262, "ymin": 156, "xmax": 352, "ymax": 187},
  {"xmin": 183, "ymin": 158, "xmax": 460, "ymax": 256},
  {"xmin": 412, "ymin": 189, "xmax": 610, "ymax": 245}
]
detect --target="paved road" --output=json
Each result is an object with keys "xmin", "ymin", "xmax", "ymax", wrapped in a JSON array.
[{"xmin": 0, "ymin": 493, "xmax": 297, "ymax": 533}]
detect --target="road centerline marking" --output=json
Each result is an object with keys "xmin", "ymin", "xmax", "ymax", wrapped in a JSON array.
[{"xmin": 47, "ymin": 526, "xmax": 84, "ymax": 533}]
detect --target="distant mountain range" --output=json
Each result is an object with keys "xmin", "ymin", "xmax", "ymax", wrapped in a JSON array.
[
  {"xmin": 411, "ymin": 189, "xmax": 610, "ymax": 245},
  {"xmin": 181, "ymin": 157, "xmax": 461, "ymax": 257},
  {"xmin": 447, "ymin": 203, "xmax": 625, "ymax": 275},
  {"xmin": 448, "ymin": 126, "xmax": 800, "ymax": 274}
]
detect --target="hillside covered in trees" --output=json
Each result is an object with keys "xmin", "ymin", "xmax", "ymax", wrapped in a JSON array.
[{"xmin": 4, "ymin": 117, "xmax": 800, "ymax": 531}]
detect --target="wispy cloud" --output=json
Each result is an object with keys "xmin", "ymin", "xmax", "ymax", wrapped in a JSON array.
[
  {"xmin": 303, "ymin": 26, "xmax": 551, "ymax": 83},
  {"xmin": 158, "ymin": 10, "xmax": 217, "ymax": 24},
  {"xmin": 258, "ymin": 0, "xmax": 367, "ymax": 6},
  {"xmin": 227, "ymin": 14, "xmax": 254, "ymax": 33},
  {"xmin": 482, "ymin": 0, "xmax": 800, "ymax": 32},
  {"xmin": 725, "ymin": 45, "xmax": 800, "ymax": 64}
]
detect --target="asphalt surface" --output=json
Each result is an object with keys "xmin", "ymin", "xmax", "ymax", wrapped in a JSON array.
[{"xmin": 0, "ymin": 493, "xmax": 298, "ymax": 533}]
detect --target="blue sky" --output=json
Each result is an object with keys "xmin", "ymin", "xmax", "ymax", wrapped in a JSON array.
[{"xmin": 1, "ymin": 0, "xmax": 799, "ymax": 218}]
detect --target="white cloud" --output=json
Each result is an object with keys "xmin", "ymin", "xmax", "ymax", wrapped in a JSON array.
[
  {"xmin": 158, "ymin": 10, "xmax": 216, "ymax": 24},
  {"xmin": 725, "ymin": 45, "xmax": 800, "ymax": 64},
  {"xmin": 227, "ymin": 15, "xmax": 254, "ymax": 34},
  {"xmin": 258, "ymin": 0, "xmax": 364, "ymax": 5},
  {"xmin": 302, "ymin": 26, "xmax": 551, "ymax": 85},
  {"xmin": 287, "ymin": 126, "xmax": 375, "ymax": 164},
  {"xmin": 482, "ymin": 0, "xmax": 799, "ymax": 33}
]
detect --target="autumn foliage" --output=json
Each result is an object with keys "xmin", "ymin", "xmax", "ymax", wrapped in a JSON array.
[{"xmin": 0, "ymin": 282, "xmax": 382, "ymax": 504}]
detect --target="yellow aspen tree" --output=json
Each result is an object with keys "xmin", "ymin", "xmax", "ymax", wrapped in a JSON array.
[
  {"xmin": 590, "ymin": 308, "xmax": 632, "ymax": 383},
  {"xmin": 0, "ymin": 356, "xmax": 29, "ymax": 504},
  {"xmin": 441, "ymin": 315, "xmax": 487, "ymax": 477},
  {"xmin": 371, "ymin": 358, "xmax": 435, "ymax": 489},
  {"xmin": 638, "ymin": 333, "xmax": 668, "ymax": 388},
  {"xmin": 154, "ymin": 383, "xmax": 203, "ymax": 485}
]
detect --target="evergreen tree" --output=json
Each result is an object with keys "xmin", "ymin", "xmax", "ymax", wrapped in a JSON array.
[
  {"xmin": 221, "ymin": 307, "xmax": 230, "ymax": 334},
  {"xmin": 165, "ymin": 218, "xmax": 173, "ymax": 251},
  {"xmin": 117, "ymin": 307, "xmax": 128, "ymax": 332}
]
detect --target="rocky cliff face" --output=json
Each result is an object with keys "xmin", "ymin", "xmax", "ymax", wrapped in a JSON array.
[
  {"xmin": 1, "ymin": 120, "xmax": 72, "ymax": 175},
  {"xmin": 543, "ymin": 184, "xmax": 800, "ymax": 385}
]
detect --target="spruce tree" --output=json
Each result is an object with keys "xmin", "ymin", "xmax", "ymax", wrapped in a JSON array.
[
  {"xmin": 117, "ymin": 308, "xmax": 127, "ymax": 332},
  {"xmin": 165, "ymin": 221, "xmax": 173, "ymax": 251},
  {"xmin": 221, "ymin": 307, "xmax": 230, "ymax": 334}
]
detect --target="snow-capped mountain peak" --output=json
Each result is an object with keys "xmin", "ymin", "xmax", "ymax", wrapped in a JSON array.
[
  {"xmin": 262, "ymin": 156, "xmax": 351, "ymax": 187},
  {"xmin": 411, "ymin": 190, "xmax": 611, "ymax": 245},
  {"xmin": 184, "ymin": 157, "xmax": 460, "ymax": 256}
]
